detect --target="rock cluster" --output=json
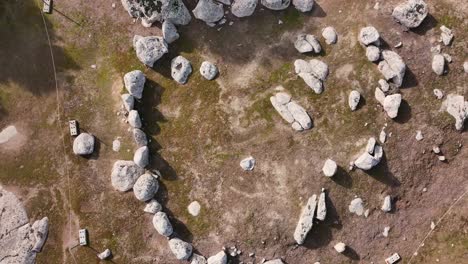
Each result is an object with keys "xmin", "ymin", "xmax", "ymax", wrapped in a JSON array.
[
  {"xmin": 133, "ymin": 35, "xmax": 169, "ymax": 67},
  {"xmin": 162, "ymin": 21, "xmax": 180, "ymax": 44},
  {"xmin": 392, "ymin": 0, "xmax": 428, "ymax": 28},
  {"xmin": 294, "ymin": 34, "xmax": 321, "ymax": 54},
  {"xmin": 294, "ymin": 59, "xmax": 329, "ymax": 94},
  {"xmin": 354, "ymin": 137, "xmax": 384, "ymax": 170},
  {"xmin": 121, "ymin": 0, "xmax": 191, "ymax": 27},
  {"xmin": 270, "ymin": 92, "xmax": 312, "ymax": 131}
]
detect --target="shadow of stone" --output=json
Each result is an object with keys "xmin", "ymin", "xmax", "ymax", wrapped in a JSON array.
[
  {"xmin": 302, "ymin": 220, "xmax": 333, "ymax": 249},
  {"xmin": 139, "ymin": 79, "xmax": 168, "ymax": 136},
  {"xmin": 331, "ymin": 166, "xmax": 353, "ymax": 189},
  {"xmin": 411, "ymin": 13, "xmax": 438, "ymax": 36},
  {"xmin": 0, "ymin": 0, "xmax": 80, "ymax": 95},
  {"xmin": 401, "ymin": 67, "xmax": 419, "ymax": 89},
  {"xmin": 323, "ymin": 192, "xmax": 343, "ymax": 230},
  {"xmin": 151, "ymin": 153, "xmax": 178, "ymax": 181},
  {"xmin": 363, "ymin": 153, "xmax": 401, "ymax": 187},
  {"xmin": 343, "ymin": 245, "xmax": 360, "ymax": 260},
  {"xmin": 393, "ymin": 99, "xmax": 412, "ymax": 124},
  {"xmin": 355, "ymin": 95, "xmax": 366, "ymax": 112},
  {"xmin": 87, "ymin": 136, "xmax": 101, "ymax": 161}
]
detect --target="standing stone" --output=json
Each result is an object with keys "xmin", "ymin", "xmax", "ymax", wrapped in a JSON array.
[
  {"xmin": 294, "ymin": 194, "xmax": 318, "ymax": 244},
  {"xmin": 322, "ymin": 159, "xmax": 337, "ymax": 177},
  {"xmin": 124, "ymin": 70, "xmax": 146, "ymax": 99},
  {"xmin": 128, "ymin": 110, "xmax": 142, "ymax": 128},
  {"xmin": 359, "ymin": 26, "xmax": 380, "ymax": 46},
  {"xmin": 392, "ymin": 0, "xmax": 428, "ymax": 28},
  {"xmin": 432, "ymin": 54, "xmax": 445, "ymax": 75},
  {"xmin": 121, "ymin": 94, "xmax": 135, "ymax": 111},
  {"xmin": 153, "ymin": 212, "xmax": 174, "ymax": 237},
  {"xmin": 231, "ymin": 0, "xmax": 257, "ymax": 17},
  {"xmin": 133, "ymin": 173, "xmax": 159, "ymax": 201},
  {"xmin": 193, "ymin": 0, "xmax": 224, "ymax": 23},
  {"xmin": 293, "ymin": 0, "xmax": 314, "ymax": 12},
  {"xmin": 383, "ymin": 94, "xmax": 402, "ymax": 118},
  {"xmin": 321, "ymin": 26, "xmax": 337, "ymax": 44},
  {"xmin": 207, "ymin": 251, "xmax": 227, "ymax": 264},
  {"xmin": 379, "ymin": 129, "xmax": 387, "ymax": 143},
  {"xmin": 133, "ymin": 128, "xmax": 148, "ymax": 147},
  {"xmin": 349, "ymin": 198, "xmax": 364, "ymax": 216},
  {"xmin": 240, "ymin": 156, "xmax": 256, "ymax": 171},
  {"xmin": 354, "ymin": 152, "xmax": 379, "ymax": 170},
  {"xmin": 366, "ymin": 45, "xmax": 381, "ymax": 62},
  {"xmin": 381, "ymin": 195, "xmax": 392, "ymax": 212},
  {"xmin": 162, "ymin": 21, "xmax": 180, "ymax": 44},
  {"xmin": 133, "ymin": 35, "xmax": 169, "ymax": 67},
  {"xmin": 316, "ymin": 191, "xmax": 326, "ymax": 221},
  {"xmin": 168, "ymin": 238, "xmax": 193, "ymax": 260},
  {"xmin": 200, "ymin": 61, "xmax": 219, "ymax": 80},
  {"xmin": 133, "ymin": 146, "xmax": 149, "ymax": 168},
  {"xmin": 171, "ymin": 56, "xmax": 192, "ymax": 84},
  {"xmin": 73, "ymin": 133, "xmax": 95, "ymax": 155},
  {"xmin": 111, "ymin": 160, "xmax": 145, "ymax": 192},
  {"xmin": 261, "ymin": 0, "xmax": 291, "ymax": 10},
  {"xmin": 348, "ymin": 90, "xmax": 361, "ymax": 111}
]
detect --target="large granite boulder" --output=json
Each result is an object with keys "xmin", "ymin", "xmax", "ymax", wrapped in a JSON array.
[
  {"xmin": 293, "ymin": 0, "xmax": 314, "ymax": 12},
  {"xmin": 124, "ymin": 70, "xmax": 146, "ymax": 99},
  {"xmin": 128, "ymin": 110, "xmax": 142, "ymax": 128},
  {"xmin": 193, "ymin": 0, "xmax": 224, "ymax": 23},
  {"xmin": 153, "ymin": 212, "xmax": 173, "ymax": 237},
  {"xmin": 261, "ymin": 0, "xmax": 290, "ymax": 10},
  {"xmin": 133, "ymin": 173, "xmax": 158, "ymax": 201},
  {"xmin": 168, "ymin": 238, "xmax": 193, "ymax": 260},
  {"xmin": 121, "ymin": 0, "xmax": 191, "ymax": 26},
  {"xmin": 359, "ymin": 26, "xmax": 380, "ymax": 46},
  {"xmin": 232, "ymin": 0, "xmax": 257, "ymax": 17},
  {"xmin": 111, "ymin": 160, "xmax": 145, "ymax": 192},
  {"xmin": 294, "ymin": 194, "xmax": 317, "ymax": 244},
  {"xmin": 378, "ymin": 50, "xmax": 406, "ymax": 87},
  {"xmin": 133, "ymin": 35, "xmax": 169, "ymax": 67},
  {"xmin": 133, "ymin": 128, "xmax": 148, "ymax": 147},
  {"xmin": 133, "ymin": 146, "xmax": 149, "ymax": 168},
  {"xmin": 73, "ymin": 133, "xmax": 95, "ymax": 155},
  {"xmin": 392, "ymin": 0, "xmax": 428, "ymax": 28},
  {"xmin": 383, "ymin": 94, "xmax": 402, "ymax": 119},
  {"xmin": 171, "ymin": 56, "xmax": 192, "ymax": 84}
]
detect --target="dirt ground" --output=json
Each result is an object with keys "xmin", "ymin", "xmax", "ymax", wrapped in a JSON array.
[{"xmin": 0, "ymin": 0, "xmax": 467, "ymax": 263}]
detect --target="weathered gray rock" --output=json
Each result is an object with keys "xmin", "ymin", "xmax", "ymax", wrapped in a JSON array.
[
  {"xmin": 294, "ymin": 34, "xmax": 321, "ymax": 54},
  {"xmin": 366, "ymin": 137, "xmax": 376, "ymax": 154},
  {"xmin": 366, "ymin": 45, "xmax": 381, "ymax": 62},
  {"xmin": 168, "ymin": 238, "xmax": 193, "ymax": 260},
  {"xmin": 445, "ymin": 94, "xmax": 468, "ymax": 131},
  {"xmin": 231, "ymin": 0, "xmax": 257, "ymax": 17},
  {"xmin": 308, "ymin": 59, "xmax": 329, "ymax": 81},
  {"xmin": 264, "ymin": 259, "xmax": 285, "ymax": 264},
  {"xmin": 133, "ymin": 128, "xmax": 148, "ymax": 147},
  {"xmin": 207, "ymin": 251, "xmax": 227, "ymax": 264},
  {"xmin": 392, "ymin": 0, "xmax": 428, "ymax": 28},
  {"xmin": 378, "ymin": 51, "xmax": 406, "ymax": 87},
  {"xmin": 124, "ymin": 70, "xmax": 146, "ymax": 99},
  {"xmin": 133, "ymin": 173, "xmax": 158, "ymax": 201},
  {"xmin": 298, "ymin": 73, "xmax": 322, "ymax": 94},
  {"xmin": 381, "ymin": 195, "xmax": 392, "ymax": 212},
  {"xmin": 270, "ymin": 93, "xmax": 312, "ymax": 131},
  {"xmin": 97, "ymin": 249, "xmax": 112, "ymax": 260},
  {"xmin": 200, "ymin": 61, "xmax": 218, "ymax": 80},
  {"xmin": 295, "ymin": 59, "xmax": 328, "ymax": 93},
  {"xmin": 171, "ymin": 56, "xmax": 192, "ymax": 84},
  {"xmin": 287, "ymin": 101, "xmax": 312, "ymax": 130},
  {"xmin": 153, "ymin": 212, "xmax": 173, "ymax": 237},
  {"xmin": 121, "ymin": 94, "xmax": 135, "ymax": 111},
  {"xmin": 111, "ymin": 160, "xmax": 145, "ymax": 192},
  {"xmin": 133, "ymin": 146, "xmax": 149, "ymax": 168},
  {"xmin": 316, "ymin": 191, "xmax": 326, "ymax": 221},
  {"xmin": 349, "ymin": 198, "xmax": 364, "ymax": 216},
  {"xmin": 162, "ymin": 21, "xmax": 179, "ymax": 44},
  {"xmin": 240, "ymin": 156, "xmax": 256, "ymax": 171},
  {"xmin": 261, "ymin": 0, "xmax": 290, "ymax": 10},
  {"xmin": 359, "ymin": 26, "xmax": 380, "ymax": 46},
  {"xmin": 321, "ymin": 26, "xmax": 337, "ymax": 44},
  {"xmin": 294, "ymin": 194, "xmax": 317, "ymax": 244},
  {"xmin": 349, "ymin": 90, "xmax": 361, "ymax": 111},
  {"xmin": 375, "ymin": 87, "xmax": 386, "ymax": 106},
  {"xmin": 133, "ymin": 35, "xmax": 169, "ymax": 67},
  {"xmin": 31, "ymin": 217, "xmax": 49, "ymax": 252},
  {"xmin": 378, "ymin": 79, "xmax": 390, "ymax": 92},
  {"xmin": 193, "ymin": 0, "xmax": 224, "ymax": 23},
  {"xmin": 191, "ymin": 254, "xmax": 208, "ymax": 264},
  {"xmin": 322, "ymin": 159, "xmax": 337, "ymax": 177},
  {"xmin": 354, "ymin": 152, "xmax": 380, "ymax": 170},
  {"xmin": 293, "ymin": 0, "xmax": 314, "ymax": 12},
  {"xmin": 144, "ymin": 199, "xmax": 163, "ymax": 214},
  {"xmin": 121, "ymin": 0, "xmax": 191, "ymax": 26},
  {"xmin": 128, "ymin": 110, "xmax": 142, "ymax": 128},
  {"xmin": 432, "ymin": 54, "xmax": 445, "ymax": 75},
  {"xmin": 440, "ymin": 25, "xmax": 453, "ymax": 46},
  {"xmin": 73, "ymin": 133, "xmax": 95, "ymax": 155},
  {"xmin": 383, "ymin": 93, "xmax": 402, "ymax": 118},
  {"xmin": 270, "ymin": 93, "xmax": 294, "ymax": 123}
]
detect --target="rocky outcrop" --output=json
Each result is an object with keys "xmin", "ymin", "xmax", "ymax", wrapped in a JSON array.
[
  {"xmin": 162, "ymin": 21, "xmax": 179, "ymax": 44},
  {"xmin": 293, "ymin": 0, "xmax": 314, "ymax": 12},
  {"xmin": 200, "ymin": 61, "xmax": 218, "ymax": 80},
  {"xmin": 392, "ymin": 0, "xmax": 428, "ymax": 28},
  {"xmin": 294, "ymin": 194, "xmax": 317, "ymax": 244},
  {"xmin": 359, "ymin": 26, "xmax": 380, "ymax": 46},
  {"xmin": 134, "ymin": 173, "xmax": 158, "ymax": 201},
  {"xmin": 348, "ymin": 90, "xmax": 361, "ymax": 111},
  {"xmin": 168, "ymin": 238, "xmax": 193, "ymax": 260},
  {"xmin": 322, "ymin": 159, "xmax": 337, "ymax": 177},
  {"xmin": 270, "ymin": 92, "xmax": 312, "ymax": 131},
  {"xmin": 133, "ymin": 146, "xmax": 149, "ymax": 168},
  {"xmin": 294, "ymin": 59, "xmax": 329, "ymax": 94},
  {"xmin": 111, "ymin": 160, "xmax": 145, "ymax": 192},
  {"xmin": 171, "ymin": 56, "xmax": 192, "ymax": 84},
  {"xmin": 321, "ymin": 26, "xmax": 337, "ymax": 44},
  {"xmin": 207, "ymin": 251, "xmax": 227, "ymax": 264},
  {"xmin": 193, "ymin": 0, "xmax": 224, "ymax": 23},
  {"xmin": 294, "ymin": 34, "xmax": 321, "ymax": 54},
  {"xmin": 444, "ymin": 94, "xmax": 467, "ymax": 131},
  {"xmin": 240, "ymin": 156, "xmax": 256, "ymax": 171},
  {"xmin": 133, "ymin": 35, "xmax": 168, "ymax": 67},
  {"xmin": 73, "ymin": 133, "xmax": 95, "ymax": 155},
  {"xmin": 378, "ymin": 51, "xmax": 406, "ymax": 87},
  {"xmin": 261, "ymin": 0, "xmax": 290, "ymax": 10},
  {"xmin": 124, "ymin": 70, "xmax": 146, "ymax": 99},
  {"xmin": 153, "ymin": 212, "xmax": 174, "ymax": 237},
  {"xmin": 231, "ymin": 0, "xmax": 257, "ymax": 17},
  {"xmin": 121, "ymin": 0, "xmax": 191, "ymax": 26}
]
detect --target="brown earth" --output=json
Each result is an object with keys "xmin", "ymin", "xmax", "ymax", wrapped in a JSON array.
[{"xmin": 0, "ymin": 0, "xmax": 467, "ymax": 264}]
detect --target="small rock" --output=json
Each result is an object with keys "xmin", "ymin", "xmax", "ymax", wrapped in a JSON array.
[
  {"xmin": 121, "ymin": 93, "xmax": 135, "ymax": 111},
  {"xmin": 153, "ymin": 212, "xmax": 174, "ymax": 237},
  {"xmin": 442, "ymin": 53, "xmax": 452, "ymax": 63},
  {"xmin": 432, "ymin": 146, "xmax": 440, "ymax": 154},
  {"xmin": 349, "ymin": 198, "xmax": 364, "ymax": 216},
  {"xmin": 364, "ymin": 209, "xmax": 370, "ymax": 218},
  {"xmin": 264, "ymin": 260, "xmax": 284, "ymax": 264},
  {"xmin": 171, "ymin": 56, "xmax": 192, "ymax": 84},
  {"xmin": 200, "ymin": 61, "xmax": 219, "ymax": 80},
  {"xmin": 415, "ymin": 130, "xmax": 424, "ymax": 141},
  {"xmin": 366, "ymin": 137, "xmax": 377, "ymax": 154},
  {"xmin": 321, "ymin": 26, "xmax": 337, "ymax": 44},
  {"xmin": 188, "ymin": 201, "xmax": 201, "ymax": 216},
  {"xmin": 440, "ymin": 25, "xmax": 454, "ymax": 46},
  {"xmin": 375, "ymin": 87, "xmax": 386, "ymax": 105},
  {"xmin": 379, "ymin": 130, "xmax": 387, "ymax": 143},
  {"xmin": 133, "ymin": 173, "xmax": 158, "ymax": 201},
  {"xmin": 432, "ymin": 54, "xmax": 445, "ymax": 75},
  {"xmin": 383, "ymin": 226, "xmax": 390, "ymax": 237},
  {"xmin": 394, "ymin": 42, "xmax": 403, "ymax": 48},
  {"xmin": 381, "ymin": 195, "xmax": 392, "ymax": 212},
  {"xmin": 97, "ymin": 249, "xmax": 112, "ymax": 260},
  {"xmin": 240, "ymin": 156, "xmax": 256, "ymax": 171},
  {"xmin": 112, "ymin": 139, "xmax": 121, "ymax": 152},
  {"xmin": 438, "ymin": 155, "xmax": 446, "ymax": 161},
  {"xmin": 168, "ymin": 238, "xmax": 192, "ymax": 260},
  {"xmin": 433, "ymin": 89, "xmax": 444, "ymax": 100},
  {"xmin": 464, "ymin": 61, "xmax": 468, "ymax": 73},
  {"xmin": 378, "ymin": 79, "xmax": 390, "ymax": 92},
  {"xmin": 207, "ymin": 251, "xmax": 227, "ymax": 264},
  {"xmin": 430, "ymin": 221, "xmax": 436, "ymax": 230},
  {"xmin": 392, "ymin": 0, "xmax": 428, "ymax": 28},
  {"xmin": 231, "ymin": 0, "xmax": 257, "ymax": 17},
  {"xmin": 334, "ymin": 242, "xmax": 346, "ymax": 253},
  {"xmin": 73, "ymin": 133, "xmax": 95, "ymax": 155},
  {"xmin": 322, "ymin": 159, "xmax": 337, "ymax": 177},
  {"xmin": 144, "ymin": 199, "xmax": 163, "ymax": 214},
  {"xmin": 294, "ymin": 34, "xmax": 321, "ymax": 54},
  {"xmin": 366, "ymin": 45, "xmax": 381, "ymax": 62},
  {"xmin": 128, "ymin": 110, "xmax": 142, "ymax": 128},
  {"xmin": 431, "ymin": 45, "xmax": 441, "ymax": 54},
  {"xmin": 348, "ymin": 90, "xmax": 361, "ymax": 111},
  {"xmin": 444, "ymin": 94, "xmax": 468, "ymax": 131}
]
